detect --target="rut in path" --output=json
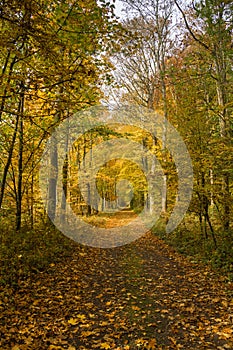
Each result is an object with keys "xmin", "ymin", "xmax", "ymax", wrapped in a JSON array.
[{"xmin": 1, "ymin": 231, "xmax": 233, "ymax": 349}]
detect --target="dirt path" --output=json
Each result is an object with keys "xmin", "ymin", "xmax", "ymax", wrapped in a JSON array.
[{"xmin": 1, "ymin": 232, "xmax": 233, "ymax": 349}]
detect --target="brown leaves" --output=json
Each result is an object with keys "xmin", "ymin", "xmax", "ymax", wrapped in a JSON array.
[{"xmin": 1, "ymin": 233, "xmax": 233, "ymax": 349}]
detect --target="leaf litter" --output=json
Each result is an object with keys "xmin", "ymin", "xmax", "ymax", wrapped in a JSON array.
[{"xmin": 0, "ymin": 232, "xmax": 233, "ymax": 349}]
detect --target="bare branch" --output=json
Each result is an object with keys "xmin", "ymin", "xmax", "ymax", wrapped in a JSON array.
[{"xmin": 174, "ymin": 0, "xmax": 210, "ymax": 52}]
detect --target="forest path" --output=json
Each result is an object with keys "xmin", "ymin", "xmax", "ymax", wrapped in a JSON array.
[{"xmin": 1, "ymin": 231, "xmax": 233, "ymax": 350}]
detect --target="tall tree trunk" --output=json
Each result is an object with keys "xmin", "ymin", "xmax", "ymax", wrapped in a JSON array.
[
  {"xmin": 61, "ymin": 154, "xmax": 68, "ymax": 223},
  {"xmin": 0, "ymin": 55, "xmax": 17, "ymax": 122},
  {"xmin": 215, "ymin": 55, "xmax": 230, "ymax": 230},
  {"xmin": 159, "ymin": 60, "xmax": 168, "ymax": 215},
  {"xmin": 47, "ymin": 81, "xmax": 62, "ymax": 222},
  {"xmin": 47, "ymin": 131, "xmax": 58, "ymax": 222},
  {"xmin": 0, "ymin": 102, "xmax": 20, "ymax": 208},
  {"xmin": 16, "ymin": 88, "xmax": 24, "ymax": 231}
]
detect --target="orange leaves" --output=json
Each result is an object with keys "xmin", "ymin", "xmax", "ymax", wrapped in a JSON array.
[{"xmin": 216, "ymin": 327, "xmax": 233, "ymax": 340}]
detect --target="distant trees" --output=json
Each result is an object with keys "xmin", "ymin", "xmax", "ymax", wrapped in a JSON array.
[{"xmin": 113, "ymin": 0, "xmax": 175, "ymax": 215}]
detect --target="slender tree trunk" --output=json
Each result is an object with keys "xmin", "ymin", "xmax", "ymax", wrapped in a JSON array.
[
  {"xmin": 16, "ymin": 88, "xmax": 24, "ymax": 231},
  {"xmin": 0, "ymin": 103, "xmax": 20, "ymax": 208},
  {"xmin": 159, "ymin": 63, "xmax": 168, "ymax": 215},
  {"xmin": 0, "ymin": 55, "xmax": 17, "ymax": 122},
  {"xmin": 30, "ymin": 141, "xmax": 35, "ymax": 229},
  {"xmin": 215, "ymin": 58, "xmax": 230, "ymax": 230},
  {"xmin": 47, "ymin": 132, "xmax": 58, "ymax": 222},
  {"xmin": 30, "ymin": 171, "xmax": 34, "ymax": 229},
  {"xmin": 61, "ymin": 154, "xmax": 68, "ymax": 223}
]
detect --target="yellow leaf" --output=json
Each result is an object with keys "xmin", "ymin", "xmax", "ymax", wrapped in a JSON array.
[
  {"xmin": 168, "ymin": 337, "xmax": 177, "ymax": 345},
  {"xmin": 77, "ymin": 314, "xmax": 86, "ymax": 321},
  {"xmin": 100, "ymin": 342, "xmax": 111, "ymax": 349},
  {"xmin": 79, "ymin": 252, "xmax": 87, "ymax": 257},
  {"xmin": 221, "ymin": 300, "xmax": 228, "ymax": 308},
  {"xmin": 81, "ymin": 330, "xmax": 95, "ymax": 337},
  {"xmin": 186, "ymin": 304, "xmax": 195, "ymax": 313},
  {"xmin": 96, "ymin": 293, "xmax": 103, "ymax": 298},
  {"xmin": 147, "ymin": 338, "xmax": 157, "ymax": 350},
  {"xmin": 132, "ymin": 305, "xmax": 140, "ymax": 311},
  {"xmin": 136, "ymin": 338, "xmax": 146, "ymax": 345},
  {"xmin": 68, "ymin": 318, "xmax": 79, "ymax": 325}
]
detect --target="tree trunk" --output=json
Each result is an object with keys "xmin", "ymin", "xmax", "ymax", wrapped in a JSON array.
[
  {"xmin": 47, "ymin": 132, "xmax": 58, "ymax": 222},
  {"xmin": 215, "ymin": 58, "xmax": 230, "ymax": 230},
  {"xmin": 0, "ymin": 99, "xmax": 21, "ymax": 208},
  {"xmin": 16, "ymin": 88, "xmax": 24, "ymax": 231}
]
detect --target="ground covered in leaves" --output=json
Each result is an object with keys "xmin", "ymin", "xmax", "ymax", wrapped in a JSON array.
[{"xmin": 1, "ymin": 231, "xmax": 233, "ymax": 349}]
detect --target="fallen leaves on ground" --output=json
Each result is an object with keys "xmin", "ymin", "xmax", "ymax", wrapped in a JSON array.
[{"xmin": 0, "ymin": 232, "xmax": 233, "ymax": 349}]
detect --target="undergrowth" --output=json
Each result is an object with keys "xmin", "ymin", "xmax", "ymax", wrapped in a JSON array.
[
  {"xmin": 0, "ymin": 224, "xmax": 74, "ymax": 288},
  {"xmin": 153, "ymin": 216, "xmax": 233, "ymax": 282}
]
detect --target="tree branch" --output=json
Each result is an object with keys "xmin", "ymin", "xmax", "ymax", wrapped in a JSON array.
[{"xmin": 174, "ymin": 0, "xmax": 210, "ymax": 52}]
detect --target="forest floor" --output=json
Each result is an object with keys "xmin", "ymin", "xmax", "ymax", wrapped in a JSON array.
[{"xmin": 1, "ymin": 226, "xmax": 233, "ymax": 350}]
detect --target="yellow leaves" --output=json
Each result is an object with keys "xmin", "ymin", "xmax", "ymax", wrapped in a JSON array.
[
  {"xmin": 135, "ymin": 338, "xmax": 146, "ymax": 346},
  {"xmin": 217, "ymin": 327, "xmax": 233, "ymax": 340},
  {"xmin": 134, "ymin": 338, "xmax": 157, "ymax": 349}
]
